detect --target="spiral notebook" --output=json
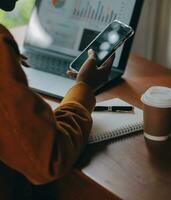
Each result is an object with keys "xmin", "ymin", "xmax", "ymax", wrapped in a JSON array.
[
  {"xmin": 45, "ymin": 98, "xmax": 143, "ymax": 144},
  {"xmin": 89, "ymin": 98, "xmax": 143, "ymax": 144}
]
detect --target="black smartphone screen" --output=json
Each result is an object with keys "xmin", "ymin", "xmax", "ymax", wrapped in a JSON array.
[{"xmin": 71, "ymin": 21, "xmax": 133, "ymax": 72}]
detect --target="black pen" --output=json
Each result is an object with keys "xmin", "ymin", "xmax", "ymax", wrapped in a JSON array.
[{"xmin": 94, "ymin": 106, "xmax": 134, "ymax": 112}]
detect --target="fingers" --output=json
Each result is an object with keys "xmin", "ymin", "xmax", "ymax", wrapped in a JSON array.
[
  {"xmin": 21, "ymin": 54, "xmax": 28, "ymax": 60},
  {"xmin": 21, "ymin": 60, "xmax": 31, "ymax": 68},
  {"xmin": 98, "ymin": 53, "xmax": 115, "ymax": 72},
  {"xmin": 67, "ymin": 69, "xmax": 77, "ymax": 79},
  {"xmin": 80, "ymin": 49, "xmax": 97, "ymax": 72},
  {"xmin": 88, "ymin": 49, "xmax": 96, "ymax": 60},
  {"xmin": 20, "ymin": 54, "xmax": 31, "ymax": 67}
]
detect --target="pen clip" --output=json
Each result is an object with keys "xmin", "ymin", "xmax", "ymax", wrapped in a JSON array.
[
  {"xmin": 108, "ymin": 106, "xmax": 113, "ymax": 112},
  {"xmin": 115, "ymin": 109, "xmax": 135, "ymax": 113}
]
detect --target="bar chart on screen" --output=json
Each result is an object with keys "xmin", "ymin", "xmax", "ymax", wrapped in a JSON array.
[{"xmin": 71, "ymin": 0, "xmax": 124, "ymax": 25}]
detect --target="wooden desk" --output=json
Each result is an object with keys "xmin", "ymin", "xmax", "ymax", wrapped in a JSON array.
[{"xmin": 11, "ymin": 26, "xmax": 171, "ymax": 200}]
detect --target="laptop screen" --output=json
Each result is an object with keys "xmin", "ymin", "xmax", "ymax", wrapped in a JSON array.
[{"xmin": 25, "ymin": 0, "xmax": 137, "ymax": 68}]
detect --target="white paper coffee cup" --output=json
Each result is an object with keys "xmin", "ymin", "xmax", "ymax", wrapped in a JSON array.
[{"xmin": 141, "ymin": 86, "xmax": 171, "ymax": 141}]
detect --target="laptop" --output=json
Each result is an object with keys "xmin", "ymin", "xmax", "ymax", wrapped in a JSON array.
[{"xmin": 22, "ymin": 0, "xmax": 143, "ymax": 99}]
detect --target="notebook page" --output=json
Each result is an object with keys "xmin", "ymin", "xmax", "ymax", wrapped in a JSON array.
[
  {"xmin": 89, "ymin": 98, "xmax": 143, "ymax": 143},
  {"xmin": 44, "ymin": 97, "xmax": 143, "ymax": 144}
]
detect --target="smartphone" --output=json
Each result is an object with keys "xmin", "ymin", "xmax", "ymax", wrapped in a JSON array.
[{"xmin": 70, "ymin": 20, "xmax": 134, "ymax": 72}]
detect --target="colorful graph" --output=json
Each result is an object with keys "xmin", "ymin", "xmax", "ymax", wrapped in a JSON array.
[
  {"xmin": 72, "ymin": 0, "xmax": 117, "ymax": 24},
  {"xmin": 52, "ymin": 0, "xmax": 66, "ymax": 8}
]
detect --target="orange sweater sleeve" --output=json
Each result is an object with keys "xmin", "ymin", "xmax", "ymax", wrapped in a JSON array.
[{"xmin": 0, "ymin": 25, "xmax": 96, "ymax": 184}]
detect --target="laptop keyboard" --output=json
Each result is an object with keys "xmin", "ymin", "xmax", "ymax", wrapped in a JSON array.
[{"xmin": 26, "ymin": 52, "xmax": 72, "ymax": 78}]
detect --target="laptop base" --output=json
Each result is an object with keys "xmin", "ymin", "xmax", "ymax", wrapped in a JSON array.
[{"xmin": 23, "ymin": 67, "xmax": 75, "ymax": 99}]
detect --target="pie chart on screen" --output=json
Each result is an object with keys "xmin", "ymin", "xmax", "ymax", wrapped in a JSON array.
[{"xmin": 52, "ymin": 0, "xmax": 66, "ymax": 8}]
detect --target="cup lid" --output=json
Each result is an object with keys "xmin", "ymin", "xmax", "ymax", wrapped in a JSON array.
[{"xmin": 141, "ymin": 86, "xmax": 171, "ymax": 108}]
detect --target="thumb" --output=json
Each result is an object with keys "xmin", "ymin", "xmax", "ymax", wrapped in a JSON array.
[
  {"xmin": 80, "ymin": 49, "xmax": 97, "ymax": 71},
  {"xmin": 67, "ymin": 69, "xmax": 77, "ymax": 78},
  {"xmin": 87, "ymin": 49, "xmax": 96, "ymax": 60}
]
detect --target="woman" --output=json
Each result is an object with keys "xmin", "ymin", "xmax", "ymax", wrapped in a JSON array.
[{"xmin": 0, "ymin": 0, "xmax": 114, "ymax": 199}]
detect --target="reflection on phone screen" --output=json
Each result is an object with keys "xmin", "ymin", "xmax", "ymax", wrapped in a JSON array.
[{"xmin": 72, "ymin": 21, "xmax": 132, "ymax": 71}]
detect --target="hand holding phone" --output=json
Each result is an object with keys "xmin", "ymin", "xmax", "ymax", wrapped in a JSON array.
[
  {"xmin": 67, "ymin": 49, "xmax": 115, "ymax": 91},
  {"xmin": 70, "ymin": 20, "xmax": 134, "ymax": 72}
]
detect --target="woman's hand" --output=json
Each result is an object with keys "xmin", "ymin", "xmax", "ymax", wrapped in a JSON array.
[
  {"xmin": 20, "ymin": 54, "xmax": 30, "ymax": 68},
  {"xmin": 67, "ymin": 49, "xmax": 115, "ymax": 91}
]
